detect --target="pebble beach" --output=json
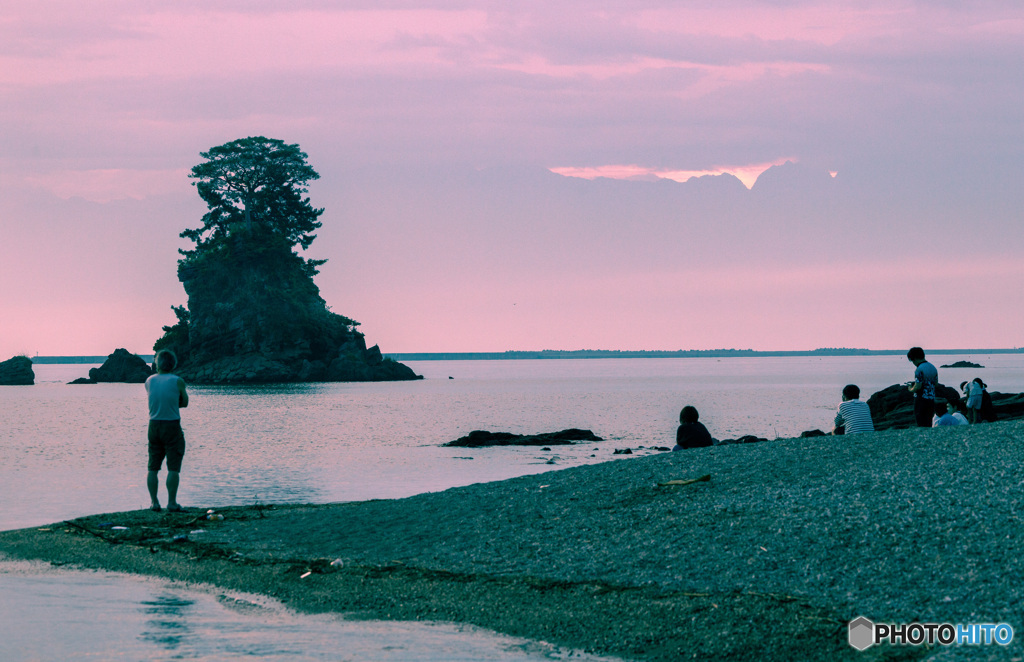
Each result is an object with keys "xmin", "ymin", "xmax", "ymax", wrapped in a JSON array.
[{"xmin": 4, "ymin": 420, "xmax": 1024, "ymax": 661}]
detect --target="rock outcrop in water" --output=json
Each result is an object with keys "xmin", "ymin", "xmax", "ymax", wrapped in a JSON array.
[
  {"xmin": 82, "ymin": 348, "xmax": 154, "ymax": 384},
  {"xmin": 0, "ymin": 355, "xmax": 34, "ymax": 385},
  {"xmin": 157, "ymin": 237, "xmax": 421, "ymax": 384},
  {"xmin": 444, "ymin": 429, "xmax": 602, "ymax": 447},
  {"xmin": 153, "ymin": 137, "xmax": 421, "ymax": 385},
  {"xmin": 940, "ymin": 360, "xmax": 984, "ymax": 369}
]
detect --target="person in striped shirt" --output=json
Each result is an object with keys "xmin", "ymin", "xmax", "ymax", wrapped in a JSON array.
[{"xmin": 832, "ymin": 384, "xmax": 875, "ymax": 435}]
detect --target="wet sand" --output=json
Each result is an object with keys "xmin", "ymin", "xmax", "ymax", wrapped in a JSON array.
[{"xmin": 5, "ymin": 422, "xmax": 1023, "ymax": 660}]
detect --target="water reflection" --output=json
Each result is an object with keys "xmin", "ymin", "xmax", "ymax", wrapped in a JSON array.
[
  {"xmin": 0, "ymin": 561, "xmax": 619, "ymax": 662},
  {"xmin": 141, "ymin": 595, "xmax": 195, "ymax": 650}
]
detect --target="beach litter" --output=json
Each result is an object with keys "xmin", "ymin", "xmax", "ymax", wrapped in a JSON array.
[{"xmin": 657, "ymin": 474, "xmax": 712, "ymax": 487}]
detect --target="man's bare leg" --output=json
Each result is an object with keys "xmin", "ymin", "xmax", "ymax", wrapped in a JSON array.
[
  {"xmin": 147, "ymin": 470, "xmax": 161, "ymax": 510},
  {"xmin": 166, "ymin": 471, "xmax": 180, "ymax": 510}
]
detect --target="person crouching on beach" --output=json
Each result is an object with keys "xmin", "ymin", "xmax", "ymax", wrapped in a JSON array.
[
  {"xmin": 832, "ymin": 384, "xmax": 874, "ymax": 435},
  {"xmin": 673, "ymin": 406, "xmax": 713, "ymax": 450},
  {"xmin": 933, "ymin": 400, "xmax": 967, "ymax": 426},
  {"xmin": 145, "ymin": 350, "xmax": 189, "ymax": 512}
]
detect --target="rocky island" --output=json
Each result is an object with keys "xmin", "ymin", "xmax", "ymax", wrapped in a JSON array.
[
  {"xmin": 940, "ymin": 360, "xmax": 984, "ymax": 368},
  {"xmin": 153, "ymin": 137, "xmax": 420, "ymax": 384},
  {"xmin": 0, "ymin": 355, "xmax": 33, "ymax": 385}
]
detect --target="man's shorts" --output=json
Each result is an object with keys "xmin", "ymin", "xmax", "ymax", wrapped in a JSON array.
[
  {"xmin": 913, "ymin": 396, "xmax": 934, "ymax": 428},
  {"xmin": 148, "ymin": 419, "xmax": 186, "ymax": 472}
]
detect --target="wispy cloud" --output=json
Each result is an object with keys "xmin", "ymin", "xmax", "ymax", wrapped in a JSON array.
[{"xmin": 550, "ymin": 158, "xmax": 791, "ymax": 188}]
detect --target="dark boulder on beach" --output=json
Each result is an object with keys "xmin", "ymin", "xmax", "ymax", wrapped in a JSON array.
[
  {"xmin": 87, "ymin": 348, "xmax": 154, "ymax": 383},
  {"xmin": 0, "ymin": 355, "xmax": 34, "ymax": 385},
  {"xmin": 941, "ymin": 360, "xmax": 984, "ymax": 368},
  {"xmin": 986, "ymin": 392, "xmax": 1024, "ymax": 421},
  {"xmin": 444, "ymin": 428, "xmax": 602, "ymax": 448},
  {"xmin": 716, "ymin": 434, "xmax": 770, "ymax": 445},
  {"xmin": 867, "ymin": 383, "xmax": 1024, "ymax": 429},
  {"xmin": 866, "ymin": 383, "xmax": 962, "ymax": 430}
]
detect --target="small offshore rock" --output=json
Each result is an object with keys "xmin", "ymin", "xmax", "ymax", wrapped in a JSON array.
[
  {"xmin": 88, "ymin": 348, "xmax": 154, "ymax": 383},
  {"xmin": 0, "ymin": 355, "xmax": 34, "ymax": 385},
  {"xmin": 444, "ymin": 428, "xmax": 602, "ymax": 448}
]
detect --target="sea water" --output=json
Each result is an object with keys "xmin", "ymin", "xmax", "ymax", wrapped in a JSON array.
[{"xmin": 2, "ymin": 355, "xmax": 1021, "ymax": 660}]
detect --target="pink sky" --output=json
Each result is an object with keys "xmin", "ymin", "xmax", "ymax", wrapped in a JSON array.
[{"xmin": 2, "ymin": 1, "xmax": 1023, "ymax": 355}]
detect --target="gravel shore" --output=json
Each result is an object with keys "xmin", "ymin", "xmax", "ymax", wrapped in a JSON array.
[{"xmin": 4, "ymin": 421, "xmax": 1024, "ymax": 660}]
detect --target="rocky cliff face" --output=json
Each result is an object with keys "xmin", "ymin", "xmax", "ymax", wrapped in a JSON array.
[
  {"xmin": 0, "ymin": 355, "xmax": 34, "ymax": 385},
  {"xmin": 158, "ymin": 235, "xmax": 420, "ymax": 384}
]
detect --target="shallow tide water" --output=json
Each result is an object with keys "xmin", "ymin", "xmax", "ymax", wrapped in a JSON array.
[{"xmin": 3, "ymin": 355, "xmax": 1021, "ymax": 660}]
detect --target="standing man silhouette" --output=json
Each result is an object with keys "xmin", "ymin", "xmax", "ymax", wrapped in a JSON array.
[{"xmin": 145, "ymin": 350, "xmax": 189, "ymax": 512}]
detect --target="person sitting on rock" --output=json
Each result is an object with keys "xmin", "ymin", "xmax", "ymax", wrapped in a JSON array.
[
  {"xmin": 673, "ymin": 406, "xmax": 713, "ymax": 450},
  {"xmin": 832, "ymin": 384, "xmax": 875, "ymax": 435},
  {"xmin": 933, "ymin": 400, "xmax": 967, "ymax": 426}
]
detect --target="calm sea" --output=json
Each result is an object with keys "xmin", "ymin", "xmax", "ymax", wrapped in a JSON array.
[{"xmin": 2, "ymin": 355, "xmax": 1021, "ymax": 661}]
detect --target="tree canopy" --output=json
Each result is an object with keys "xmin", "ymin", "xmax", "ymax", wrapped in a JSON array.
[{"xmin": 181, "ymin": 137, "xmax": 324, "ymax": 259}]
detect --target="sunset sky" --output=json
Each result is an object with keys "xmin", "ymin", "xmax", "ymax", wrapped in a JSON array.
[{"xmin": 1, "ymin": 1, "xmax": 1022, "ymax": 356}]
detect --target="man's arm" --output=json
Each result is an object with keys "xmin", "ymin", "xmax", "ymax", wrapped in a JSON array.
[{"xmin": 177, "ymin": 377, "xmax": 189, "ymax": 408}]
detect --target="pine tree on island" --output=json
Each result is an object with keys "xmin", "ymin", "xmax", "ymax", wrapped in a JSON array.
[{"xmin": 154, "ymin": 137, "xmax": 420, "ymax": 384}]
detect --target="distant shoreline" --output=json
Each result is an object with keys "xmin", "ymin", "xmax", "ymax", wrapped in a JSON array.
[
  {"xmin": 387, "ymin": 348, "xmax": 1024, "ymax": 360},
  {"xmin": 27, "ymin": 348, "xmax": 1024, "ymax": 363},
  {"xmin": 28, "ymin": 355, "xmax": 154, "ymax": 364},
  {"xmin": 387, "ymin": 350, "xmax": 1019, "ymax": 360}
]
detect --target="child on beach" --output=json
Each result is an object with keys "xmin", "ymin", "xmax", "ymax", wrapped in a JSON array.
[
  {"xmin": 933, "ymin": 400, "xmax": 968, "ymax": 426},
  {"xmin": 832, "ymin": 384, "xmax": 874, "ymax": 435},
  {"xmin": 965, "ymin": 378, "xmax": 984, "ymax": 423},
  {"xmin": 673, "ymin": 406, "xmax": 713, "ymax": 450},
  {"xmin": 978, "ymin": 379, "xmax": 997, "ymax": 422}
]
